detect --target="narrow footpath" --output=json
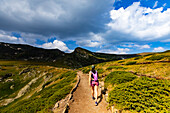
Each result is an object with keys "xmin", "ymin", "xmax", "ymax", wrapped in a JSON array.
[{"xmin": 68, "ymin": 71, "xmax": 111, "ymax": 113}]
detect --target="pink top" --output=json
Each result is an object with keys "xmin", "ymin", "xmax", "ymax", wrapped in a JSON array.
[{"xmin": 91, "ymin": 70, "xmax": 98, "ymax": 81}]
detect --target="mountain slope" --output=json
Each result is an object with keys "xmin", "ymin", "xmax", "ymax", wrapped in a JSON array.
[
  {"xmin": 0, "ymin": 62, "xmax": 77, "ymax": 112},
  {"xmin": 0, "ymin": 42, "xmax": 138, "ymax": 68},
  {"xmin": 0, "ymin": 42, "xmax": 65, "ymax": 61},
  {"xmin": 64, "ymin": 47, "xmax": 138, "ymax": 68}
]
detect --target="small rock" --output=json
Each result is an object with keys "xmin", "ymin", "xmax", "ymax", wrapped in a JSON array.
[
  {"xmin": 105, "ymin": 93, "xmax": 108, "ymax": 102},
  {"xmin": 19, "ymin": 68, "xmax": 31, "ymax": 75},
  {"xmin": 0, "ymin": 98, "xmax": 14, "ymax": 106},
  {"xmin": 54, "ymin": 102, "xmax": 59, "ymax": 108},
  {"xmin": 10, "ymin": 85, "xmax": 14, "ymax": 89},
  {"xmin": 5, "ymin": 79, "xmax": 14, "ymax": 82}
]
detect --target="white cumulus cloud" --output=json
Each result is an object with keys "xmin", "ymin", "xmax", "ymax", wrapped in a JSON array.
[
  {"xmin": 41, "ymin": 40, "xmax": 73, "ymax": 52},
  {"xmin": 98, "ymin": 48, "xmax": 130, "ymax": 54},
  {"xmin": 0, "ymin": 30, "xmax": 25, "ymax": 44},
  {"xmin": 140, "ymin": 45, "xmax": 150, "ymax": 49},
  {"xmin": 0, "ymin": 30, "xmax": 72, "ymax": 52},
  {"xmin": 121, "ymin": 43, "xmax": 150, "ymax": 49},
  {"xmin": 163, "ymin": 3, "xmax": 167, "ymax": 7},
  {"xmin": 134, "ymin": 44, "xmax": 150, "ymax": 49},
  {"xmin": 153, "ymin": 47, "xmax": 165, "ymax": 52},
  {"xmin": 153, "ymin": 1, "xmax": 158, "ymax": 8},
  {"xmin": 107, "ymin": 2, "xmax": 170, "ymax": 41},
  {"xmin": 76, "ymin": 32, "xmax": 104, "ymax": 47}
]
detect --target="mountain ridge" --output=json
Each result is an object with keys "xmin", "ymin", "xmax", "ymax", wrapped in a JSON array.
[{"xmin": 0, "ymin": 42, "xmax": 138, "ymax": 68}]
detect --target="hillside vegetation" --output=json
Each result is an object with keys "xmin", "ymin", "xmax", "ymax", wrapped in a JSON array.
[
  {"xmin": 0, "ymin": 42, "xmax": 169, "ymax": 113},
  {"xmin": 0, "ymin": 61, "xmax": 77, "ymax": 113},
  {"xmin": 0, "ymin": 42, "xmax": 138, "ymax": 68},
  {"xmin": 81, "ymin": 50, "xmax": 170, "ymax": 112}
]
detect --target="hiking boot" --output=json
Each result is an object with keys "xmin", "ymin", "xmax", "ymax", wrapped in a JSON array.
[
  {"xmin": 92, "ymin": 96, "xmax": 95, "ymax": 100},
  {"xmin": 95, "ymin": 101, "xmax": 98, "ymax": 106}
]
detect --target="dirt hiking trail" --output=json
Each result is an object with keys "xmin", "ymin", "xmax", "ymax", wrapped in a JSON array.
[{"xmin": 68, "ymin": 71, "xmax": 111, "ymax": 113}]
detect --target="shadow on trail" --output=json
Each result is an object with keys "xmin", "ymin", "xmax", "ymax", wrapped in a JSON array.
[
  {"xmin": 97, "ymin": 94, "xmax": 103, "ymax": 105},
  {"xmin": 97, "ymin": 87, "xmax": 107, "ymax": 105}
]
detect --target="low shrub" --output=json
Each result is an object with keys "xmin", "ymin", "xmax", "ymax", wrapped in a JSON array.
[
  {"xmin": 108, "ymin": 77, "xmax": 170, "ymax": 112},
  {"xmin": 134, "ymin": 56, "xmax": 143, "ymax": 60},
  {"xmin": 104, "ymin": 71, "xmax": 137, "ymax": 87},
  {"xmin": 126, "ymin": 61, "xmax": 136, "ymax": 65},
  {"xmin": 42, "ymin": 80, "xmax": 52, "ymax": 89},
  {"xmin": 82, "ymin": 68, "xmax": 90, "ymax": 74},
  {"xmin": 97, "ymin": 68, "xmax": 104, "ymax": 74},
  {"xmin": 146, "ymin": 55, "xmax": 166, "ymax": 61},
  {"xmin": 106, "ymin": 66, "xmax": 127, "ymax": 70},
  {"xmin": 98, "ymin": 62, "xmax": 106, "ymax": 66},
  {"xmin": 59, "ymin": 71, "xmax": 72, "ymax": 79},
  {"xmin": 118, "ymin": 60, "xmax": 125, "ymax": 63}
]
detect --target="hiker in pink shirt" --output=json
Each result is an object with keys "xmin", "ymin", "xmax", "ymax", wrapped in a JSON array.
[{"xmin": 89, "ymin": 65, "xmax": 99, "ymax": 106}]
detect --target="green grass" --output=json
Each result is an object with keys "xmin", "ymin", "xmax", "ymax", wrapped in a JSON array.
[
  {"xmin": 118, "ymin": 60, "xmax": 125, "ymax": 63},
  {"xmin": 126, "ymin": 61, "xmax": 137, "ymax": 65},
  {"xmin": 97, "ymin": 68, "xmax": 104, "ymax": 74},
  {"xmin": 126, "ymin": 63, "xmax": 170, "ymax": 78},
  {"xmin": 79, "ymin": 51, "xmax": 170, "ymax": 112},
  {"xmin": 108, "ymin": 77, "xmax": 170, "ymax": 113},
  {"xmin": 106, "ymin": 66, "xmax": 127, "ymax": 70},
  {"xmin": 0, "ymin": 66, "xmax": 43, "ymax": 100},
  {"xmin": 0, "ymin": 71, "xmax": 77, "ymax": 113},
  {"xmin": 146, "ymin": 55, "xmax": 166, "ymax": 61},
  {"xmin": 82, "ymin": 67, "xmax": 90, "ymax": 74},
  {"xmin": 0, "ymin": 60, "xmax": 70, "ymax": 69},
  {"xmin": 82, "ymin": 65, "xmax": 105, "ymax": 75},
  {"xmin": 134, "ymin": 56, "xmax": 143, "ymax": 60},
  {"xmin": 104, "ymin": 71, "xmax": 137, "ymax": 87},
  {"xmin": 0, "ymin": 75, "xmax": 35, "ymax": 99},
  {"xmin": 0, "ymin": 60, "xmax": 77, "ymax": 113}
]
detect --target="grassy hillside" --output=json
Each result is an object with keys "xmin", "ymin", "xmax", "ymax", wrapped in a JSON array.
[
  {"xmin": 82, "ymin": 50, "xmax": 170, "ymax": 78},
  {"xmin": 0, "ymin": 61, "xmax": 77, "ymax": 113},
  {"xmin": 0, "ymin": 42, "xmax": 138, "ymax": 68},
  {"xmin": 81, "ymin": 51, "xmax": 170, "ymax": 112}
]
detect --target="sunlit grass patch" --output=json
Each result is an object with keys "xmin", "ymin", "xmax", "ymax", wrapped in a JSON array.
[
  {"xmin": 106, "ymin": 66, "xmax": 127, "ymax": 70},
  {"xmin": 108, "ymin": 77, "xmax": 170, "ymax": 113},
  {"xmin": 146, "ymin": 55, "xmax": 167, "ymax": 61},
  {"xmin": 96, "ymin": 68, "xmax": 104, "ymax": 74},
  {"xmin": 126, "ymin": 63, "xmax": 170, "ymax": 78},
  {"xmin": 82, "ymin": 67, "xmax": 90, "ymax": 74},
  {"xmin": 125, "ymin": 61, "xmax": 137, "ymax": 65},
  {"xmin": 0, "ymin": 69, "xmax": 77, "ymax": 113},
  {"xmin": 118, "ymin": 60, "xmax": 125, "ymax": 63},
  {"xmin": 0, "ymin": 60, "xmax": 77, "ymax": 113},
  {"xmin": 134, "ymin": 56, "xmax": 143, "ymax": 60},
  {"xmin": 104, "ymin": 71, "xmax": 137, "ymax": 87}
]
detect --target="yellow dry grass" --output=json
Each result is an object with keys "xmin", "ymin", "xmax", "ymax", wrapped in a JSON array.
[{"xmin": 82, "ymin": 51, "xmax": 170, "ymax": 79}]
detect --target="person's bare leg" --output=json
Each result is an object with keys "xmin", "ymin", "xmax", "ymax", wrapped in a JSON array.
[
  {"xmin": 94, "ymin": 85, "xmax": 98, "ymax": 102},
  {"xmin": 91, "ymin": 86, "xmax": 94, "ymax": 97}
]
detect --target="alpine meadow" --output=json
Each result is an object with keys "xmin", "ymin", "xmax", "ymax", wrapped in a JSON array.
[{"xmin": 0, "ymin": 0, "xmax": 170, "ymax": 113}]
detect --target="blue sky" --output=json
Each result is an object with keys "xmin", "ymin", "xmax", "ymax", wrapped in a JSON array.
[{"xmin": 0, "ymin": 0, "xmax": 169, "ymax": 54}]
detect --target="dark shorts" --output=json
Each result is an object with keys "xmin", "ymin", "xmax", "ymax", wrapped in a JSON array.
[{"xmin": 91, "ymin": 80, "xmax": 99, "ymax": 86}]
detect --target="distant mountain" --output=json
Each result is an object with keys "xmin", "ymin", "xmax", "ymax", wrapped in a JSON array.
[
  {"xmin": 65, "ymin": 47, "xmax": 138, "ymax": 68},
  {"xmin": 0, "ymin": 42, "xmax": 138, "ymax": 68},
  {"xmin": 0, "ymin": 42, "xmax": 65, "ymax": 61}
]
